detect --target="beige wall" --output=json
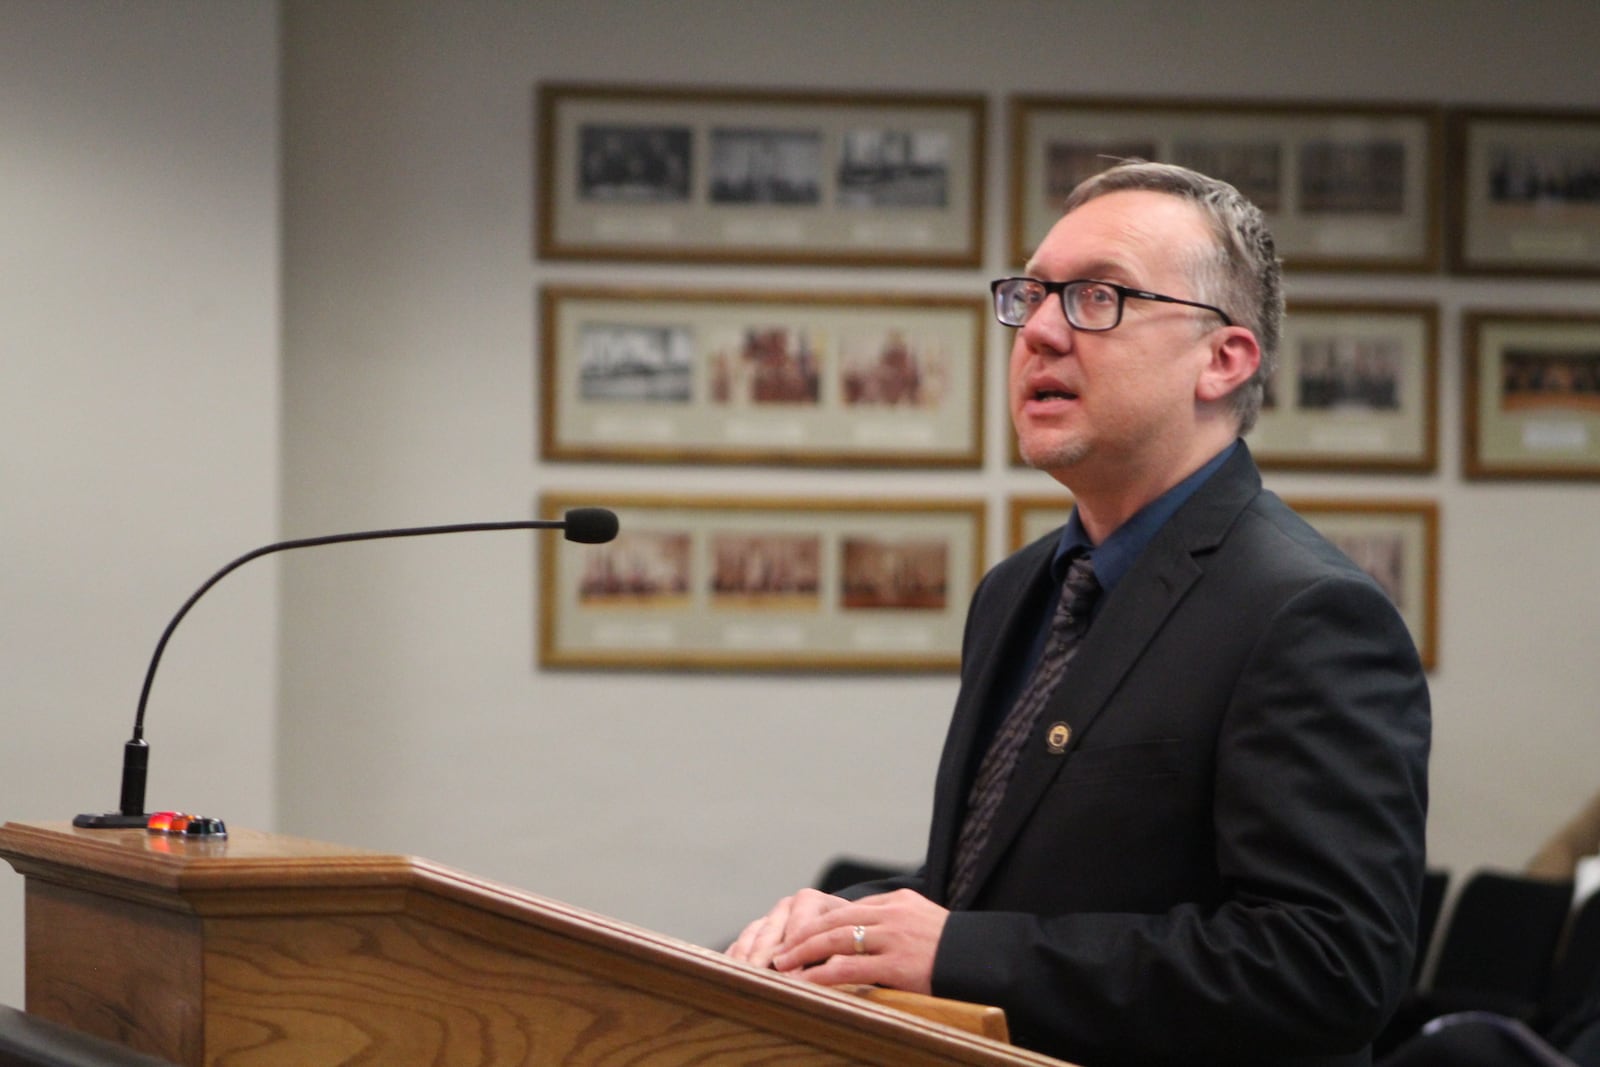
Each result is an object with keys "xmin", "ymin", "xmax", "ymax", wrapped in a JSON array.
[
  {"xmin": 0, "ymin": 0, "xmax": 280, "ymax": 1005},
  {"xmin": 6, "ymin": 0, "xmax": 1600, "ymax": 1009}
]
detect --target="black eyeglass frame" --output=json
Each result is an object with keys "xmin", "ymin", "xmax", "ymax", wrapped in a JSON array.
[{"xmin": 990, "ymin": 277, "xmax": 1234, "ymax": 331}]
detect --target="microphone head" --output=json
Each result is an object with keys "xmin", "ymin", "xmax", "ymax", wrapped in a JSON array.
[{"xmin": 562, "ymin": 507, "xmax": 619, "ymax": 544}]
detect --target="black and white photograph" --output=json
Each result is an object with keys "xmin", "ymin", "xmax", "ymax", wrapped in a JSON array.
[
  {"xmin": 576, "ymin": 124, "xmax": 692, "ymax": 202},
  {"xmin": 1297, "ymin": 335, "xmax": 1404, "ymax": 412},
  {"xmin": 538, "ymin": 84, "xmax": 984, "ymax": 265},
  {"xmin": 708, "ymin": 127, "xmax": 822, "ymax": 205},
  {"xmin": 1487, "ymin": 144, "xmax": 1600, "ymax": 208},
  {"xmin": 1172, "ymin": 140, "xmax": 1283, "ymax": 212},
  {"xmin": 577, "ymin": 322, "xmax": 693, "ymax": 403},
  {"xmin": 1298, "ymin": 139, "xmax": 1407, "ymax": 214},
  {"xmin": 836, "ymin": 128, "xmax": 950, "ymax": 208},
  {"xmin": 1011, "ymin": 97, "xmax": 1440, "ymax": 270},
  {"xmin": 1043, "ymin": 140, "xmax": 1157, "ymax": 206},
  {"xmin": 1246, "ymin": 302, "xmax": 1437, "ymax": 472},
  {"xmin": 1450, "ymin": 109, "xmax": 1600, "ymax": 274}
]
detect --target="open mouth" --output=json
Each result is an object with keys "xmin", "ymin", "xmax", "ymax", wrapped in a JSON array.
[{"xmin": 1033, "ymin": 387, "xmax": 1078, "ymax": 402}]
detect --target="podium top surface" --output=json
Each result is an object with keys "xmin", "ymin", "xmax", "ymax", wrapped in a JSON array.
[
  {"xmin": 0, "ymin": 819, "xmax": 655, "ymax": 933},
  {"xmin": 1, "ymin": 821, "xmax": 1050, "ymax": 1065},
  {"xmin": 0, "ymin": 820, "xmax": 402, "ymax": 888}
]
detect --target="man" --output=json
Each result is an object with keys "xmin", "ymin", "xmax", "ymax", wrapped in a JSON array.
[{"xmin": 728, "ymin": 161, "xmax": 1431, "ymax": 1067}]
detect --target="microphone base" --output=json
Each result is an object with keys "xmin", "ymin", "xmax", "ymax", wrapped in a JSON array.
[{"xmin": 72, "ymin": 812, "xmax": 148, "ymax": 829}]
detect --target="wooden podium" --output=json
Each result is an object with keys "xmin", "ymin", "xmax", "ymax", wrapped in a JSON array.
[{"xmin": 0, "ymin": 821, "xmax": 1063, "ymax": 1066}]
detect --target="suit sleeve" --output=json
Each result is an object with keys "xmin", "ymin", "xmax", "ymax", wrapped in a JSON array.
[
  {"xmin": 833, "ymin": 867, "xmax": 929, "ymax": 901},
  {"xmin": 931, "ymin": 573, "xmax": 1431, "ymax": 1064}
]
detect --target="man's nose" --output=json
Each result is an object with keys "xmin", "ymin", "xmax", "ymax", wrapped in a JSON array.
[{"xmin": 1018, "ymin": 294, "xmax": 1075, "ymax": 352}]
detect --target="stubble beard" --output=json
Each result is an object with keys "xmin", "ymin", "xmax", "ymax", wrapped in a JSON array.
[{"xmin": 1018, "ymin": 432, "xmax": 1091, "ymax": 475}]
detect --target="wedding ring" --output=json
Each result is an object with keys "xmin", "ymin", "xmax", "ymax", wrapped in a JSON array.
[{"xmin": 852, "ymin": 924, "xmax": 868, "ymax": 955}]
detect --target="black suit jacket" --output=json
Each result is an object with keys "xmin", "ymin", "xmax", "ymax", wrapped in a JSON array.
[{"xmin": 849, "ymin": 445, "xmax": 1431, "ymax": 1067}]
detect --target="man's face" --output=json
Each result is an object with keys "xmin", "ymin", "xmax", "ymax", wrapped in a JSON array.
[{"xmin": 1009, "ymin": 190, "xmax": 1224, "ymax": 490}]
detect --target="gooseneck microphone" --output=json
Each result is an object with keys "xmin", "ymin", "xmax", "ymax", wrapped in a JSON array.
[{"xmin": 74, "ymin": 507, "xmax": 619, "ymax": 829}]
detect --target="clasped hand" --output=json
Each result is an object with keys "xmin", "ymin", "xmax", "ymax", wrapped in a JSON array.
[{"xmin": 725, "ymin": 887, "xmax": 948, "ymax": 994}]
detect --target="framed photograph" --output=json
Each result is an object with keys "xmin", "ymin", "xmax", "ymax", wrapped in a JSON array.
[
  {"xmin": 1009, "ymin": 97, "xmax": 1442, "ymax": 271},
  {"xmin": 1464, "ymin": 310, "xmax": 1600, "ymax": 479},
  {"xmin": 1006, "ymin": 494, "xmax": 1073, "ymax": 552},
  {"xmin": 538, "ymin": 493, "xmax": 986, "ymax": 671},
  {"xmin": 1004, "ymin": 302, "xmax": 1439, "ymax": 472},
  {"xmin": 537, "ymin": 83, "xmax": 986, "ymax": 267},
  {"xmin": 1248, "ymin": 301, "xmax": 1439, "ymax": 472},
  {"xmin": 1007, "ymin": 495, "xmax": 1439, "ymax": 670},
  {"xmin": 1449, "ymin": 108, "xmax": 1600, "ymax": 275},
  {"xmin": 1285, "ymin": 499, "xmax": 1439, "ymax": 671},
  {"xmin": 540, "ymin": 286, "xmax": 985, "ymax": 467}
]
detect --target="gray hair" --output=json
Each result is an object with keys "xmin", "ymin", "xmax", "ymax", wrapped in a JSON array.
[{"xmin": 1061, "ymin": 161, "xmax": 1283, "ymax": 435}]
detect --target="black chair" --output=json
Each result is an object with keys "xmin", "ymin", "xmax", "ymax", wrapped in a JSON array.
[
  {"xmin": 0, "ymin": 1003, "xmax": 179, "ymax": 1067},
  {"xmin": 1377, "ymin": 870, "xmax": 1577, "ymax": 1055},
  {"xmin": 1427, "ymin": 870, "xmax": 1576, "ymax": 1013},
  {"xmin": 1381, "ymin": 947, "xmax": 1600, "ymax": 1067},
  {"xmin": 813, "ymin": 855, "xmax": 915, "ymax": 895},
  {"xmin": 1542, "ymin": 891, "xmax": 1600, "ymax": 1036},
  {"xmin": 1381, "ymin": 1011, "xmax": 1583, "ymax": 1067},
  {"xmin": 1413, "ymin": 868, "xmax": 1450, "ymax": 985}
]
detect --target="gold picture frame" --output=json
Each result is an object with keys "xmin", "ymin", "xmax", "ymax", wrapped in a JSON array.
[
  {"xmin": 1009, "ymin": 96, "xmax": 1442, "ymax": 271},
  {"xmin": 539, "ymin": 493, "xmax": 986, "ymax": 671},
  {"xmin": 1286, "ymin": 498, "xmax": 1439, "ymax": 672},
  {"xmin": 537, "ymin": 83, "xmax": 986, "ymax": 267},
  {"xmin": 539, "ymin": 286, "xmax": 986, "ymax": 467},
  {"xmin": 1464, "ymin": 310, "xmax": 1600, "ymax": 479},
  {"xmin": 1006, "ymin": 493, "xmax": 1073, "ymax": 552},
  {"xmin": 1449, "ymin": 107, "xmax": 1600, "ymax": 276},
  {"xmin": 1249, "ymin": 301, "xmax": 1439, "ymax": 472},
  {"xmin": 1006, "ymin": 494, "xmax": 1439, "ymax": 670}
]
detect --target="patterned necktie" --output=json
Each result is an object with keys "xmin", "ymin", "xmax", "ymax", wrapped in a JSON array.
[{"xmin": 946, "ymin": 554, "xmax": 1100, "ymax": 910}]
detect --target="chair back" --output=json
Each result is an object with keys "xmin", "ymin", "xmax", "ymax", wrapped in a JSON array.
[
  {"xmin": 1545, "ymin": 891, "xmax": 1600, "ymax": 1032},
  {"xmin": 813, "ymin": 855, "xmax": 914, "ymax": 895},
  {"xmin": 1430, "ymin": 870, "xmax": 1576, "ymax": 1005},
  {"xmin": 1414, "ymin": 867, "xmax": 1451, "ymax": 984}
]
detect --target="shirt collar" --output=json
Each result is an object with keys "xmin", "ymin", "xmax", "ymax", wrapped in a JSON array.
[{"xmin": 1051, "ymin": 441, "xmax": 1238, "ymax": 593}]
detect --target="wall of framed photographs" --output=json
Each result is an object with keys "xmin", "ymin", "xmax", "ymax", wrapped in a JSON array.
[
  {"xmin": 524, "ymin": 76, "xmax": 1600, "ymax": 954},
  {"xmin": 533, "ymin": 84, "xmax": 1600, "ymax": 674},
  {"xmin": 256, "ymin": 2, "xmax": 1600, "ymax": 968}
]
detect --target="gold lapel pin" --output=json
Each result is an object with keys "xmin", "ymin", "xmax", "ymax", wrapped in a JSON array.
[{"xmin": 1046, "ymin": 722, "xmax": 1072, "ymax": 754}]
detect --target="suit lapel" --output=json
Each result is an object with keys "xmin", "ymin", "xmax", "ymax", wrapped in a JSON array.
[
  {"xmin": 958, "ymin": 446, "xmax": 1264, "ymax": 902},
  {"xmin": 927, "ymin": 537, "xmax": 1057, "ymax": 894},
  {"xmin": 985, "ymin": 547, "xmax": 1202, "ymax": 855}
]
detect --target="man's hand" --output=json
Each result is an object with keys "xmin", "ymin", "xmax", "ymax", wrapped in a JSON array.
[
  {"xmin": 728, "ymin": 888, "xmax": 948, "ymax": 996},
  {"xmin": 726, "ymin": 887, "xmax": 847, "ymax": 969}
]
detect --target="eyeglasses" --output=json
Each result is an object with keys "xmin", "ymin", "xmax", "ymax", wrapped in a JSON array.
[{"xmin": 990, "ymin": 277, "xmax": 1234, "ymax": 332}]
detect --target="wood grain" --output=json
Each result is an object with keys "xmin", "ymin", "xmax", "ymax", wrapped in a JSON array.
[
  {"xmin": 0, "ymin": 822, "xmax": 1061, "ymax": 1067},
  {"xmin": 25, "ymin": 880, "xmax": 205, "ymax": 1064}
]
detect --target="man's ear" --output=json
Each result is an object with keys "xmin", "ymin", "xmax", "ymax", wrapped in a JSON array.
[{"xmin": 1195, "ymin": 327, "xmax": 1261, "ymax": 404}]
